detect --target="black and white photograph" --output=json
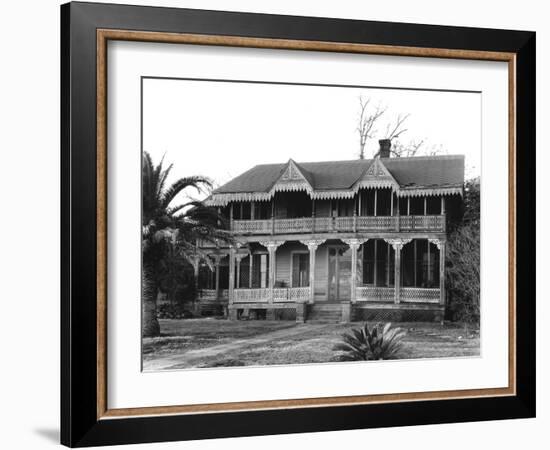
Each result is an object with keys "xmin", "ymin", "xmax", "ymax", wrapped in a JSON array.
[{"xmin": 141, "ymin": 78, "xmax": 481, "ymax": 371}]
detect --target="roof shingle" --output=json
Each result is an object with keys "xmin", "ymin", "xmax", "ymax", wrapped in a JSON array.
[{"xmin": 214, "ymin": 155, "xmax": 464, "ymax": 194}]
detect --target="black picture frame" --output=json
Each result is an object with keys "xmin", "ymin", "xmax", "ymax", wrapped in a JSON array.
[{"xmin": 61, "ymin": 1, "xmax": 535, "ymax": 447}]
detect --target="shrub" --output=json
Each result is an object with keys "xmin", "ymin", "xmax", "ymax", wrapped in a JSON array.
[
  {"xmin": 157, "ymin": 303, "xmax": 194, "ymax": 320},
  {"xmin": 334, "ymin": 322, "xmax": 406, "ymax": 361}
]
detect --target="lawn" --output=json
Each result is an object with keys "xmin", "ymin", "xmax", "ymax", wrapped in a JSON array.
[{"xmin": 142, "ymin": 319, "xmax": 479, "ymax": 371}]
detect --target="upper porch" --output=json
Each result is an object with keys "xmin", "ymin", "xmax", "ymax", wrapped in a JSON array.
[{"xmin": 226, "ymin": 188, "xmax": 455, "ymax": 236}]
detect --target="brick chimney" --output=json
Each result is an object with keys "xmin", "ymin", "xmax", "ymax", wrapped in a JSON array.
[{"xmin": 378, "ymin": 139, "xmax": 391, "ymax": 158}]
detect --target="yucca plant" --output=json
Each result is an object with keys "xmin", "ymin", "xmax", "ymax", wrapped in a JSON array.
[{"xmin": 334, "ymin": 322, "xmax": 407, "ymax": 361}]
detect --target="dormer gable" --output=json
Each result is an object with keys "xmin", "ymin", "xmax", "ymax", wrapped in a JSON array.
[
  {"xmin": 269, "ymin": 159, "xmax": 313, "ymax": 194},
  {"xmin": 355, "ymin": 157, "xmax": 399, "ymax": 191}
]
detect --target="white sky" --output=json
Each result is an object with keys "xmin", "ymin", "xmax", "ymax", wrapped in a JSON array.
[{"xmin": 143, "ymin": 78, "xmax": 481, "ymax": 200}]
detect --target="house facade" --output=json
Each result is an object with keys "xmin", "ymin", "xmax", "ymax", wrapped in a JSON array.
[{"xmin": 195, "ymin": 140, "xmax": 464, "ymax": 323}]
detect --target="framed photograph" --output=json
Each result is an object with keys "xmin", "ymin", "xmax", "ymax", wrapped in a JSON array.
[{"xmin": 61, "ymin": 2, "xmax": 535, "ymax": 447}]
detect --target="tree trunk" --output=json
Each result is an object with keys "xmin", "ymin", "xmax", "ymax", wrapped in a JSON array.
[{"xmin": 142, "ymin": 267, "xmax": 160, "ymax": 337}]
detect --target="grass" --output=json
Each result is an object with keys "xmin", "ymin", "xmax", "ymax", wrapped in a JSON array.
[{"xmin": 142, "ymin": 319, "xmax": 480, "ymax": 371}]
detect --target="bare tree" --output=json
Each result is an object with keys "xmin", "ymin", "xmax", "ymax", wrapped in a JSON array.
[
  {"xmin": 356, "ymin": 96, "xmax": 386, "ymax": 159},
  {"xmin": 356, "ymin": 97, "xmax": 445, "ymax": 159},
  {"xmin": 390, "ymin": 139, "xmax": 425, "ymax": 157}
]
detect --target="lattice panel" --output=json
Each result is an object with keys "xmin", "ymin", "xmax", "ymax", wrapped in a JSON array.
[
  {"xmin": 356, "ymin": 286, "xmax": 394, "ymax": 302},
  {"xmin": 233, "ymin": 288, "xmax": 269, "ymax": 303},
  {"xmin": 400, "ymin": 288, "xmax": 440, "ymax": 303},
  {"xmin": 399, "ymin": 215, "xmax": 444, "ymax": 231},
  {"xmin": 356, "ymin": 216, "xmax": 397, "ymax": 231},
  {"xmin": 274, "ymin": 218, "xmax": 314, "ymax": 234},
  {"xmin": 288, "ymin": 287, "xmax": 310, "ymax": 301},
  {"xmin": 313, "ymin": 217, "xmax": 332, "ymax": 232},
  {"xmin": 273, "ymin": 288, "xmax": 289, "ymax": 302},
  {"xmin": 232, "ymin": 219, "xmax": 272, "ymax": 234},
  {"xmin": 335, "ymin": 216, "xmax": 354, "ymax": 230},
  {"xmin": 353, "ymin": 307, "xmax": 442, "ymax": 322}
]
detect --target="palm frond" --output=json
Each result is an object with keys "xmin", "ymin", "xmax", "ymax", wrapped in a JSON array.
[{"xmin": 160, "ymin": 176, "xmax": 212, "ymax": 210}]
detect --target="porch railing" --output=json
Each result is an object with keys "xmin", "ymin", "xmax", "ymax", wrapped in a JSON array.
[
  {"xmin": 198, "ymin": 289, "xmax": 228, "ymax": 301},
  {"xmin": 233, "ymin": 287, "xmax": 310, "ymax": 304},
  {"xmin": 355, "ymin": 286, "xmax": 440, "ymax": 303},
  {"xmin": 400, "ymin": 287, "xmax": 440, "ymax": 303},
  {"xmin": 356, "ymin": 286, "xmax": 395, "ymax": 302},
  {"xmin": 232, "ymin": 215, "xmax": 445, "ymax": 235}
]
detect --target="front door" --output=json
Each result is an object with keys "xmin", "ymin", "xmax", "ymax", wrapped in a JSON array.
[{"xmin": 328, "ymin": 246, "xmax": 351, "ymax": 301}]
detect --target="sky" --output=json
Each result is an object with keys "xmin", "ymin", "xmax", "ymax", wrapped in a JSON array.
[{"xmin": 143, "ymin": 78, "xmax": 481, "ymax": 201}]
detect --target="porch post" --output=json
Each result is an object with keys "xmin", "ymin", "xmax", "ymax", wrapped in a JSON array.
[
  {"xmin": 193, "ymin": 257, "xmax": 199, "ymax": 294},
  {"xmin": 214, "ymin": 257, "xmax": 221, "ymax": 300},
  {"xmin": 428, "ymin": 239, "xmax": 446, "ymax": 306},
  {"xmin": 300, "ymin": 239, "xmax": 326, "ymax": 304},
  {"xmin": 396, "ymin": 192, "xmax": 400, "ymax": 232},
  {"xmin": 342, "ymin": 239, "xmax": 362, "ymax": 303},
  {"xmin": 235, "ymin": 254, "xmax": 243, "ymax": 289},
  {"xmin": 193, "ymin": 257, "xmax": 200, "ymax": 315},
  {"xmin": 373, "ymin": 239, "xmax": 378, "ymax": 286},
  {"xmin": 385, "ymin": 239, "xmax": 411, "ymax": 304},
  {"xmin": 430, "ymin": 239, "xmax": 446, "ymax": 306},
  {"xmin": 260, "ymin": 241, "xmax": 283, "ymax": 303},
  {"xmin": 249, "ymin": 253, "xmax": 253, "ymax": 288},
  {"xmin": 394, "ymin": 245, "xmax": 401, "ymax": 304},
  {"xmin": 228, "ymin": 248, "xmax": 235, "ymax": 305},
  {"xmin": 440, "ymin": 241, "xmax": 446, "ymax": 306}
]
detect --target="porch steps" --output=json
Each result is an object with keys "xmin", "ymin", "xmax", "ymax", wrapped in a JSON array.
[{"xmin": 307, "ymin": 303, "xmax": 343, "ymax": 322}]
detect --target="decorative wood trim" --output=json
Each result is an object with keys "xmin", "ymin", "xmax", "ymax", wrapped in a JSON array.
[{"xmin": 207, "ymin": 183, "xmax": 464, "ymax": 206}]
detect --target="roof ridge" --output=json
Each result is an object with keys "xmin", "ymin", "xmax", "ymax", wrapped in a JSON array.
[{"xmin": 383, "ymin": 154, "xmax": 465, "ymax": 162}]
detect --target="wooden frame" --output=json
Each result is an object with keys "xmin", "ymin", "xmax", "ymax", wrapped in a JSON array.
[{"xmin": 61, "ymin": 1, "xmax": 535, "ymax": 447}]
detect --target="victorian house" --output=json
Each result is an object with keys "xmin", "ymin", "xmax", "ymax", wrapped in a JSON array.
[{"xmin": 196, "ymin": 140, "xmax": 464, "ymax": 323}]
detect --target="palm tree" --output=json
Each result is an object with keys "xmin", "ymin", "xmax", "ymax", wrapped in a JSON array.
[{"xmin": 142, "ymin": 151, "xmax": 232, "ymax": 337}]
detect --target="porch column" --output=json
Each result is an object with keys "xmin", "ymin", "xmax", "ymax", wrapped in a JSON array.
[
  {"xmin": 214, "ymin": 256, "xmax": 221, "ymax": 300},
  {"xmin": 300, "ymin": 239, "xmax": 326, "ymax": 304},
  {"xmin": 228, "ymin": 248, "xmax": 236, "ymax": 305},
  {"xmin": 260, "ymin": 241, "xmax": 283, "ymax": 303},
  {"xmin": 430, "ymin": 239, "xmax": 446, "ymax": 306},
  {"xmin": 192, "ymin": 257, "xmax": 200, "ymax": 294},
  {"xmin": 192, "ymin": 257, "xmax": 200, "ymax": 315},
  {"xmin": 248, "ymin": 253, "xmax": 253, "ymax": 288},
  {"xmin": 440, "ymin": 241, "xmax": 446, "ymax": 306},
  {"xmin": 395, "ymin": 193, "xmax": 400, "ymax": 231},
  {"xmin": 385, "ymin": 239, "xmax": 411, "ymax": 304},
  {"xmin": 235, "ymin": 254, "xmax": 243, "ymax": 289},
  {"xmin": 342, "ymin": 239, "xmax": 364, "ymax": 304}
]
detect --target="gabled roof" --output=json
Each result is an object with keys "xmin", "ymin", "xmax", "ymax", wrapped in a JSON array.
[
  {"xmin": 209, "ymin": 155, "xmax": 464, "ymax": 205},
  {"xmin": 269, "ymin": 159, "xmax": 314, "ymax": 194}
]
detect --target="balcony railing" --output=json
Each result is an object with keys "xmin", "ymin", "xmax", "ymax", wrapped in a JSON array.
[
  {"xmin": 233, "ymin": 287, "xmax": 310, "ymax": 304},
  {"xmin": 231, "ymin": 215, "xmax": 445, "ymax": 235}
]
